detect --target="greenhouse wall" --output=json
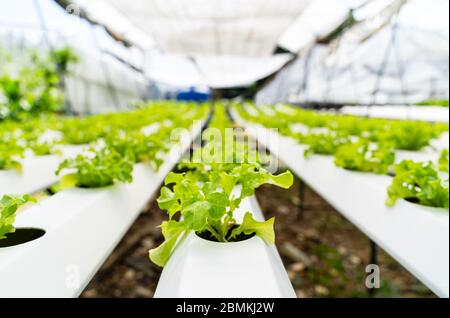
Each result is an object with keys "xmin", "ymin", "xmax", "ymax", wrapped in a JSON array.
[{"xmin": 0, "ymin": 0, "xmax": 148, "ymax": 114}]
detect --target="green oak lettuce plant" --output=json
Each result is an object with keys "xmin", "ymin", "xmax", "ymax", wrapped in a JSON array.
[
  {"xmin": 60, "ymin": 117, "xmax": 109, "ymax": 145},
  {"xmin": 56, "ymin": 147, "xmax": 134, "ymax": 189},
  {"xmin": 386, "ymin": 160, "xmax": 449, "ymax": 209},
  {"xmin": 371, "ymin": 121, "xmax": 439, "ymax": 151},
  {"xmin": 28, "ymin": 140, "xmax": 56, "ymax": 156},
  {"xmin": 0, "ymin": 195, "xmax": 36, "ymax": 239},
  {"xmin": 302, "ymin": 132, "xmax": 350, "ymax": 157},
  {"xmin": 150, "ymin": 167, "xmax": 294, "ymax": 267},
  {"xmin": 105, "ymin": 130, "xmax": 168, "ymax": 170},
  {"xmin": 334, "ymin": 139, "xmax": 395, "ymax": 174}
]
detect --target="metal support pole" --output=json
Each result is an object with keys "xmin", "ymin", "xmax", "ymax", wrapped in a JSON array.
[{"xmin": 298, "ymin": 178, "xmax": 306, "ymax": 220}]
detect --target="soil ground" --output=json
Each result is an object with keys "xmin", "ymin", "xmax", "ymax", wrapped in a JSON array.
[{"xmin": 81, "ymin": 173, "xmax": 434, "ymax": 298}]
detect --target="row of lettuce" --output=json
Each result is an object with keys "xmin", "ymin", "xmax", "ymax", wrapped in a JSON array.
[
  {"xmin": 1, "ymin": 102, "xmax": 209, "ymax": 241},
  {"xmin": 2, "ymin": 101, "xmax": 448, "ymax": 265},
  {"xmin": 1, "ymin": 103, "xmax": 295, "ymax": 271},
  {"xmin": 234, "ymin": 103, "xmax": 449, "ymax": 209},
  {"xmin": 415, "ymin": 99, "xmax": 449, "ymax": 107}
]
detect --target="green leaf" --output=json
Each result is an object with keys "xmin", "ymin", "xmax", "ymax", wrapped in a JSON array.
[
  {"xmin": 266, "ymin": 171, "xmax": 294, "ymax": 189},
  {"xmin": 206, "ymin": 192, "xmax": 229, "ymax": 220},
  {"xmin": 148, "ymin": 221, "xmax": 187, "ymax": 267},
  {"xmin": 174, "ymin": 179, "xmax": 200, "ymax": 202},
  {"xmin": 54, "ymin": 173, "xmax": 79, "ymax": 192},
  {"xmin": 164, "ymin": 172, "xmax": 185, "ymax": 185},
  {"xmin": 229, "ymin": 212, "xmax": 275, "ymax": 244},
  {"xmin": 220, "ymin": 172, "xmax": 238, "ymax": 196},
  {"xmin": 182, "ymin": 201, "xmax": 210, "ymax": 232},
  {"xmin": 157, "ymin": 187, "xmax": 181, "ymax": 219}
]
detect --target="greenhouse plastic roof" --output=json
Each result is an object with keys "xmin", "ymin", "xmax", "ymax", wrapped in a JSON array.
[
  {"xmin": 256, "ymin": 0, "xmax": 450, "ymax": 104},
  {"xmin": 76, "ymin": 0, "xmax": 312, "ymax": 57},
  {"xmin": 278, "ymin": 0, "xmax": 398, "ymax": 53},
  {"xmin": 73, "ymin": 0, "xmax": 393, "ymax": 56},
  {"xmin": 144, "ymin": 53, "xmax": 293, "ymax": 88},
  {"xmin": 69, "ymin": 0, "xmax": 398, "ymax": 88},
  {"xmin": 4, "ymin": 0, "xmax": 445, "ymax": 91}
]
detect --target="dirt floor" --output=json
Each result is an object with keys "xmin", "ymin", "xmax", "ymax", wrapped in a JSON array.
[{"xmin": 81, "ymin": 174, "xmax": 435, "ymax": 298}]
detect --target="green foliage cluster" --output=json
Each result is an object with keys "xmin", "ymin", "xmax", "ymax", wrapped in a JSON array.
[
  {"xmin": 0, "ymin": 140, "xmax": 24, "ymax": 172},
  {"xmin": 0, "ymin": 195, "xmax": 36, "ymax": 240},
  {"xmin": 0, "ymin": 47, "xmax": 78, "ymax": 120},
  {"xmin": 387, "ymin": 160, "xmax": 449, "ymax": 209},
  {"xmin": 56, "ymin": 147, "xmax": 135, "ymax": 189},
  {"xmin": 334, "ymin": 140, "xmax": 396, "ymax": 174},
  {"xmin": 302, "ymin": 132, "xmax": 350, "ymax": 157},
  {"xmin": 1, "ymin": 102, "xmax": 208, "ymax": 175},
  {"xmin": 105, "ymin": 130, "xmax": 168, "ymax": 170},
  {"xmin": 0, "ymin": 115, "xmax": 65, "ymax": 171},
  {"xmin": 1, "ymin": 102, "xmax": 208, "ymax": 244},
  {"xmin": 415, "ymin": 99, "xmax": 449, "ymax": 107},
  {"xmin": 235, "ymin": 103, "xmax": 448, "ymax": 152},
  {"xmin": 53, "ymin": 102, "xmax": 209, "ymax": 189}
]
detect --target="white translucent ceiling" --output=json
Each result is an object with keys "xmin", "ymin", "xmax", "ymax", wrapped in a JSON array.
[
  {"xmin": 86, "ymin": 0, "xmax": 312, "ymax": 57},
  {"xmin": 75, "ymin": 0, "xmax": 395, "ymax": 56},
  {"xmin": 256, "ymin": 0, "xmax": 449, "ymax": 105},
  {"xmin": 278, "ymin": 0, "xmax": 371, "ymax": 52},
  {"xmin": 69, "ymin": 0, "xmax": 405, "ymax": 88},
  {"xmin": 144, "ymin": 53, "xmax": 293, "ymax": 88}
]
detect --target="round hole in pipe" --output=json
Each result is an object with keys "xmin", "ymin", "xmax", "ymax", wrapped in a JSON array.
[{"xmin": 0, "ymin": 228, "xmax": 46, "ymax": 248}]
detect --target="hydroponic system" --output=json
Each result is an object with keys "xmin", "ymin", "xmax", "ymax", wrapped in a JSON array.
[{"xmin": 0, "ymin": 0, "xmax": 449, "ymax": 303}]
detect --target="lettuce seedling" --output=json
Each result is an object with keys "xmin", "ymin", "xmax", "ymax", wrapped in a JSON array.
[
  {"xmin": 60, "ymin": 118, "xmax": 108, "ymax": 145},
  {"xmin": 56, "ymin": 147, "xmax": 134, "ymax": 189},
  {"xmin": 105, "ymin": 130, "xmax": 168, "ymax": 170},
  {"xmin": 386, "ymin": 160, "xmax": 449, "ymax": 208},
  {"xmin": 334, "ymin": 139, "xmax": 395, "ymax": 174},
  {"xmin": 301, "ymin": 132, "xmax": 350, "ymax": 157},
  {"xmin": 0, "ymin": 195, "xmax": 36, "ymax": 239},
  {"xmin": 372, "ymin": 122, "xmax": 437, "ymax": 151},
  {"xmin": 150, "ymin": 166, "xmax": 294, "ymax": 267}
]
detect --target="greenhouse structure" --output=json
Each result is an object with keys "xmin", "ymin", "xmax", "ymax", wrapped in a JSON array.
[{"xmin": 0, "ymin": 0, "xmax": 449, "ymax": 302}]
